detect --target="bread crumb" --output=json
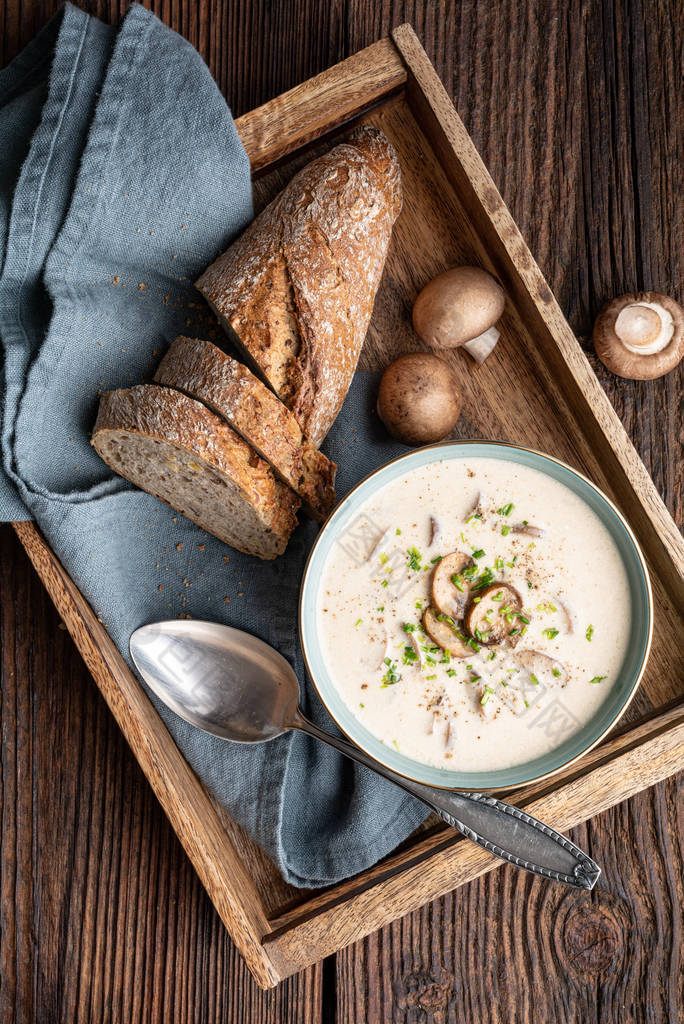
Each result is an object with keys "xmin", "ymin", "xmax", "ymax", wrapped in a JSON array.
[
  {"xmin": 197, "ymin": 544, "xmax": 205, "ymax": 550},
  {"xmin": 111, "ymin": 276, "xmax": 120, "ymax": 284},
  {"xmin": 158, "ymin": 585, "xmax": 164, "ymax": 591},
  {"xmin": 176, "ymin": 542, "xmax": 183, "ymax": 551},
  {"xmin": 224, "ymin": 597, "xmax": 230, "ymax": 603},
  {"xmin": 138, "ymin": 283, "xmax": 147, "ymax": 291},
  {"xmin": 223, "ymin": 555, "xmax": 230, "ymax": 563},
  {"xmin": 181, "ymin": 225, "xmax": 188, "ymax": 230}
]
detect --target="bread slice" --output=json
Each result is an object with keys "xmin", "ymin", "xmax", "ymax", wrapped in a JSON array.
[
  {"xmin": 195, "ymin": 124, "xmax": 402, "ymax": 446},
  {"xmin": 92, "ymin": 385, "xmax": 300, "ymax": 559},
  {"xmin": 154, "ymin": 337, "xmax": 337, "ymax": 521}
]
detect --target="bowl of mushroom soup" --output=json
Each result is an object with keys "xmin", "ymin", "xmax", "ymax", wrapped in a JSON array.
[{"xmin": 299, "ymin": 441, "xmax": 652, "ymax": 790}]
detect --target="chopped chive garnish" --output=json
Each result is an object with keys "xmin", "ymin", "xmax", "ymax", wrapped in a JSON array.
[
  {"xmin": 471, "ymin": 674, "xmax": 482, "ymax": 683},
  {"xmin": 415, "ymin": 600, "xmax": 423, "ymax": 610},
  {"xmin": 431, "ymin": 555, "xmax": 443, "ymax": 564},
  {"xmin": 407, "ymin": 547, "xmax": 422, "ymax": 571},
  {"xmin": 465, "ymin": 512, "xmax": 482, "ymax": 523},
  {"xmin": 359, "ymin": 702, "xmax": 365, "ymax": 708},
  {"xmin": 542, "ymin": 627, "xmax": 559, "ymax": 640},
  {"xmin": 492, "ymin": 591, "xmax": 503, "ymax": 602},
  {"xmin": 586, "ymin": 624, "xmax": 595, "ymax": 642},
  {"xmin": 480, "ymin": 686, "xmax": 494, "ymax": 705},
  {"xmin": 488, "ymin": 651, "xmax": 497, "ymax": 660},
  {"xmin": 509, "ymin": 628, "xmax": 520, "ymax": 636},
  {"xmin": 451, "ymin": 574, "xmax": 464, "ymax": 592},
  {"xmin": 473, "ymin": 596, "xmax": 482, "ymax": 604},
  {"xmin": 501, "ymin": 525, "xmax": 511, "ymax": 536},
  {"xmin": 379, "ymin": 552, "xmax": 389, "ymax": 565},
  {"xmin": 497, "ymin": 503, "xmax": 514, "ymax": 516},
  {"xmin": 395, "ymin": 528, "xmax": 402, "ymax": 535},
  {"xmin": 441, "ymin": 650, "xmax": 451, "ymax": 664},
  {"xmin": 354, "ymin": 618, "xmax": 362, "ymax": 626},
  {"xmin": 506, "ymin": 556, "xmax": 518, "ymax": 568},
  {"xmin": 548, "ymin": 602, "xmax": 557, "ymax": 612},
  {"xmin": 403, "ymin": 622, "xmax": 416, "ymax": 633},
  {"xmin": 472, "ymin": 548, "xmax": 485, "ymax": 560},
  {"xmin": 527, "ymin": 580, "xmax": 533, "ymax": 589},
  {"xmin": 589, "ymin": 675, "xmax": 607, "ymax": 684},
  {"xmin": 524, "ymin": 699, "xmax": 530, "ymax": 708},
  {"xmin": 402, "ymin": 645, "xmax": 419, "ymax": 665},
  {"xmin": 495, "ymin": 557, "xmax": 504, "ymax": 570},
  {"xmin": 425, "ymin": 656, "xmax": 436, "ymax": 666},
  {"xmin": 381, "ymin": 579, "xmax": 389, "ymax": 588},
  {"xmin": 446, "ymin": 668, "xmax": 457, "ymax": 677},
  {"xmin": 552, "ymin": 668, "xmax": 562, "ymax": 678},
  {"xmin": 530, "ymin": 674, "xmax": 540, "ymax": 686},
  {"xmin": 425, "ymin": 674, "xmax": 436, "ymax": 679},
  {"xmin": 392, "ymin": 740, "xmax": 400, "ymax": 751},
  {"xmin": 472, "ymin": 568, "xmax": 495, "ymax": 590},
  {"xmin": 381, "ymin": 658, "xmax": 401, "ymax": 687},
  {"xmin": 522, "ymin": 519, "xmax": 529, "ymax": 525},
  {"xmin": 377, "ymin": 606, "xmax": 384, "ymax": 612},
  {"xmin": 518, "ymin": 614, "xmax": 530, "ymax": 624}
]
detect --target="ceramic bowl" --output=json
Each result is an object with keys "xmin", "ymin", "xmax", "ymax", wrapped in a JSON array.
[{"xmin": 299, "ymin": 441, "xmax": 652, "ymax": 790}]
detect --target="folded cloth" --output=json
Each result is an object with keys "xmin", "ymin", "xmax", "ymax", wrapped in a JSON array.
[{"xmin": 0, "ymin": 2, "xmax": 427, "ymax": 887}]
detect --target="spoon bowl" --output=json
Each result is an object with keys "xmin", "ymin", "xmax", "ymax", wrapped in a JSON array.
[{"xmin": 130, "ymin": 620, "xmax": 299, "ymax": 742}]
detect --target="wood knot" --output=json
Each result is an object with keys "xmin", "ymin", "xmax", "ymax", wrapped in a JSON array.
[
  {"xmin": 393, "ymin": 965, "xmax": 454, "ymax": 1016},
  {"xmin": 562, "ymin": 904, "xmax": 623, "ymax": 975}
]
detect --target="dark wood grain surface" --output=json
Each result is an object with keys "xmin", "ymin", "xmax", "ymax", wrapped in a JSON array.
[{"xmin": 1, "ymin": 1, "xmax": 681, "ymax": 1021}]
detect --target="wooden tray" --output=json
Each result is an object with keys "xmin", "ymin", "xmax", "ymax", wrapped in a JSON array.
[{"xmin": 14, "ymin": 26, "xmax": 684, "ymax": 989}]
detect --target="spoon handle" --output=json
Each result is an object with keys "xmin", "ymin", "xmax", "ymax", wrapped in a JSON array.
[{"xmin": 295, "ymin": 713, "xmax": 600, "ymax": 890}]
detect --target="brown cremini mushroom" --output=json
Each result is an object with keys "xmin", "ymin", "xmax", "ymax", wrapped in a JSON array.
[
  {"xmin": 412, "ymin": 266, "xmax": 505, "ymax": 363},
  {"xmin": 593, "ymin": 291, "xmax": 684, "ymax": 380},
  {"xmin": 376, "ymin": 353, "xmax": 461, "ymax": 445},
  {"xmin": 422, "ymin": 607, "xmax": 471, "ymax": 658},
  {"xmin": 430, "ymin": 551, "xmax": 474, "ymax": 620}
]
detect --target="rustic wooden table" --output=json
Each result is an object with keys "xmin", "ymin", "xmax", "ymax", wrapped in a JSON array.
[{"xmin": 1, "ymin": 2, "xmax": 681, "ymax": 1021}]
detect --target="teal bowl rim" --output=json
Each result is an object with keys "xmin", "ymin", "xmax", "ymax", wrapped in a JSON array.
[{"xmin": 298, "ymin": 440, "xmax": 653, "ymax": 791}]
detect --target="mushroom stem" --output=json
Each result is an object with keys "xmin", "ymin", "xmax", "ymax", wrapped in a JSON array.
[
  {"xmin": 463, "ymin": 326, "xmax": 500, "ymax": 363},
  {"xmin": 615, "ymin": 302, "xmax": 674, "ymax": 355}
]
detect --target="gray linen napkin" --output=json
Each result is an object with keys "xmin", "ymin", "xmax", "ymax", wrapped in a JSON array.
[{"xmin": 0, "ymin": 3, "xmax": 427, "ymax": 887}]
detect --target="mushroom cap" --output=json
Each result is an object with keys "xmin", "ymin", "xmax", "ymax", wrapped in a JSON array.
[
  {"xmin": 376, "ymin": 353, "xmax": 461, "ymax": 445},
  {"xmin": 412, "ymin": 266, "xmax": 505, "ymax": 349},
  {"xmin": 593, "ymin": 291, "xmax": 684, "ymax": 380}
]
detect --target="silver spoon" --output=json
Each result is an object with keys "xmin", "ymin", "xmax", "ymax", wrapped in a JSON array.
[{"xmin": 130, "ymin": 620, "xmax": 600, "ymax": 889}]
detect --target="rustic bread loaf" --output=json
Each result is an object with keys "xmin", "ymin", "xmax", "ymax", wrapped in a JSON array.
[
  {"xmin": 195, "ymin": 124, "xmax": 402, "ymax": 446},
  {"xmin": 92, "ymin": 385, "xmax": 300, "ymax": 559},
  {"xmin": 154, "ymin": 336, "xmax": 337, "ymax": 520}
]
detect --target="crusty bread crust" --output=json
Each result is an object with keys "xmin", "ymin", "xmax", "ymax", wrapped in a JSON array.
[
  {"xmin": 195, "ymin": 125, "xmax": 402, "ymax": 446},
  {"xmin": 154, "ymin": 337, "xmax": 337, "ymax": 520},
  {"xmin": 92, "ymin": 385, "xmax": 300, "ymax": 558}
]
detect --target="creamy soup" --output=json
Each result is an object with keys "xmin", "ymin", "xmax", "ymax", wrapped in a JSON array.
[{"xmin": 317, "ymin": 457, "xmax": 631, "ymax": 771}]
